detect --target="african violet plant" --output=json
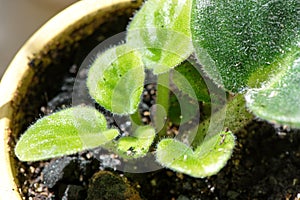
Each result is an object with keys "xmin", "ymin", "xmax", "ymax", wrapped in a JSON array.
[{"xmin": 15, "ymin": 0, "xmax": 299, "ymax": 178}]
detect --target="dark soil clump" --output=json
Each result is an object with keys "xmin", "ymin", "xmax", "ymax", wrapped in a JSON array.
[{"xmin": 86, "ymin": 171, "xmax": 142, "ymax": 200}]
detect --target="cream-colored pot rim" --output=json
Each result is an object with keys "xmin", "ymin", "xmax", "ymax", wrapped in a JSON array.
[{"xmin": 0, "ymin": 1, "xmax": 138, "ymax": 199}]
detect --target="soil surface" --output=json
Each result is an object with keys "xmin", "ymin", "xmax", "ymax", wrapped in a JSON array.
[{"xmin": 18, "ymin": 60, "xmax": 300, "ymax": 200}]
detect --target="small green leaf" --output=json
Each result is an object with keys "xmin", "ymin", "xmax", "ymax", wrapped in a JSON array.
[
  {"xmin": 191, "ymin": 0, "xmax": 299, "ymax": 92},
  {"xmin": 117, "ymin": 126, "xmax": 156, "ymax": 159},
  {"xmin": 156, "ymin": 131, "xmax": 235, "ymax": 178},
  {"xmin": 87, "ymin": 44, "xmax": 145, "ymax": 114},
  {"xmin": 15, "ymin": 106, "xmax": 119, "ymax": 161},
  {"xmin": 246, "ymin": 52, "xmax": 300, "ymax": 128},
  {"xmin": 127, "ymin": 0, "xmax": 193, "ymax": 74},
  {"xmin": 173, "ymin": 61, "xmax": 210, "ymax": 102}
]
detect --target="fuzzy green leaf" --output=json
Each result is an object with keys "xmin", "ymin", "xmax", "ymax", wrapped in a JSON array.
[
  {"xmin": 87, "ymin": 44, "xmax": 144, "ymax": 114},
  {"xmin": 117, "ymin": 126, "xmax": 156, "ymax": 159},
  {"xmin": 173, "ymin": 61, "xmax": 210, "ymax": 102},
  {"xmin": 127, "ymin": 0, "xmax": 193, "ymax": 74},
  {"xmin": 156, "ymin": 131, "xmax": 235, "ymax": 178},
  {"xmin": 191, "ymin": 0, "xmax": 299, "ymax": 92},
  {"xmin": 246, "ymin": 52, "xmax": 300, "ymax": 128},
  {"xmin": 15, "ymin": 106, "xmax": 119, "ymax": 161}
]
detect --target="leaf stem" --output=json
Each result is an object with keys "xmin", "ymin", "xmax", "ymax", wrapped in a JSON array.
[
  {"xmin": 191, "ymin": 94, "xmax": 254, "ymax": 148},
  {"xmin": 130, "ymin": 109, "xmax": 143, "ymax": 131},
  {"xmin": 155, "ymin": 72, "xmax": 170, "ymax": 139}
]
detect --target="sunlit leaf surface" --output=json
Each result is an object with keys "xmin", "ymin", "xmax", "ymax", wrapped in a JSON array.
[
  {"xmin": 87, "ymin": 45, "xmax": 144, "ymax": 114},
  {"xmin": 117, "ymin": 125, "xmax": 156, "ymax": 159},
  {"xmin": 127, "ymin": 0, "xmax": 193, "ymax": 74},
  {"xmin": 246, "ymin": 52, "xmax": 300, "ymax": 128},
  {"xmin": 156, "ymin": 131, "xmax": 235, "ymax": 178},
  {"xmin": 15, "ymin": 106, "xmax": 119, "ymax": 161}
]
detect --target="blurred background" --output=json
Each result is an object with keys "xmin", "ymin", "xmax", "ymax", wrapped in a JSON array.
[{"xmin": 0, "ymin": 0, "xmax": 78, "ymax": 79}]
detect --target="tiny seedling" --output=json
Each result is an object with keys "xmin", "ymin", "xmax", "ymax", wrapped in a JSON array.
[{"xmin": 15, "ymin": 0, "xmax": 299, "ymax": 178}]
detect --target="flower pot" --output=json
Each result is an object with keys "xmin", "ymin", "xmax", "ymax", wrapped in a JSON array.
[
  {"xmin": 0, "ymin": 1, "xmax": 141, "ymax": 199},
  {"xmin": 1, "ymin": 1, "xmax": 300, "ymax": 199}
]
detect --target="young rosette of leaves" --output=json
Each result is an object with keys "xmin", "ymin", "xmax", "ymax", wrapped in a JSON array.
[
  {"xmin": 191, "ymin": 0, "xmax": 299, "ymax": 92},
  {"xmin": 246, "ymin": 51, "xmax": 300, "ymax": 128},
  {"xmin": 15, "ymin": 106, "xmax": 119, "ymax": 161},
  {"xmin": 87, "ymin": 44, "xmax": 144, "ymax": 115},
  {"xmin": 117, "ymin": 126, "xmax": 156, "ymax": 159},
  {"xmin": 126, "ymin": 0, "xmax": 193, "ymax": 74},
  {"xmin": 156, "ymin": 131, "xmax": 235, "ymax": 178}
]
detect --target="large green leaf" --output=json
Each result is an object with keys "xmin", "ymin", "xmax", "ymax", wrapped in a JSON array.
[
  {"xmin": 191, "ymin": 0, "xmax": 299, "ymax": 92},
  {"xmin": 87, "ymin": 44, "xmax": 144, "ymax": 115},
  {"xmin": 126, "ymin": 0, "xmax": 193, "ymax": 74},
  {"xmin": 156, "ymin": 131, "xmax": 235, "ymax": 178},
  {"xmin": 15, "ymin": 106, "xmax": 119, "ymax": 161},
  {"xmin": 246, "ymin": 51, "xmax": 300, "ymax": 128}
]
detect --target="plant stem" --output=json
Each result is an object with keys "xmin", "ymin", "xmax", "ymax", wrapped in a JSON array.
[
  {"xmin": 155, "ymin": 72, "xmax": 170, "ymax": 139},
  {"xmin": 130, "ymin": 109, "xmax": 143, "ymax": 131},
  {"xmin": 191, "ymin": 94, "xmax": 254, "ymax": 148}
]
